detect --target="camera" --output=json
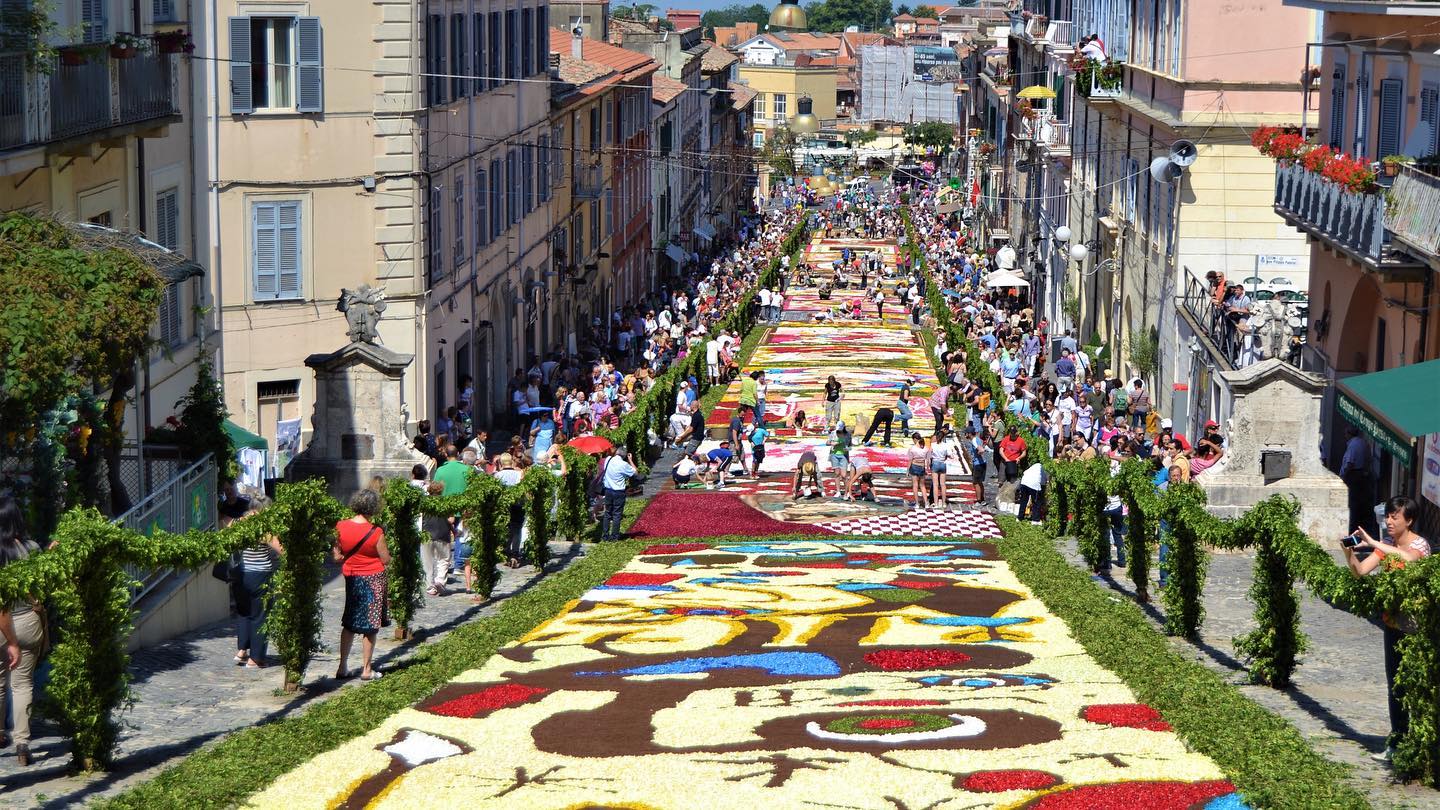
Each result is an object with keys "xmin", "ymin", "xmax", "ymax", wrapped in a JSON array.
[{"xmin": 1341, "ymin": 533, "xmax": 1362, "ymax": 549}]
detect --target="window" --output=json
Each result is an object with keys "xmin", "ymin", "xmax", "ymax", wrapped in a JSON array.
[
  {"xmin": 1422, "ymin": 83, "xmax": 1439, "ymax": 157},
  {"xmin": 450, "ymin": 13, "xmax": 465, "ymax": 100},
  {"xmin": 453, "ymin": 175, "xmax": 465, "ymax": 266},
  {"xmin": 229, "ymin": 16, "xmax": 323, "ymax": 113},
  {"xmin": 589, "ymin": 199, "xmax": 599, "ymax": 250},
  {"xmin": 522, "ymin": 144, "xmax": 534, "ymax": 214},
  {"xmin": 475, "ymin": 167, "xmax": 489, "ymax": 250},
  {"xmin": 589, "ymin": 106, "xmax": 600, "ymax": 151},
  {"xmin": 1328, "ymin": 63, "xmax": 1346, "ymax": 150},
  {"xmin": 81, "ymin": 0, "xmax": 105, "ymax": 43},
  {"xmin": 1353, "ymin": 59, "xmax": 1370, "ymax": 160},
  {"xmin": 153, "ymin": 0, "xmax": 176, "ymax": 24},
  {"xmin": 538, "ymin": 136, "xmax": 550, "ymax": 202},
  {"xmin": 489, "ymin": 157, "xmax": 503, "ymax": 238},
  {"xmin": 489, "ymin": 11, "xmax": 501, "ymax": 86},
  {"xmin": 535, "ymin": 7, "xmax": 548, "ymax": 78},
  {"xmin": 754, "ymin": 93, "xmax": 766, "ymax": 118},
  {"xmin": 551, "ymin": 124, "xmax": 565, "ymax": 183},
  {"xmin": 426, "ymin": 15, "xmax": 444, "ymax": 104},
  {"xmin": 429, "ymin": 186, "xmax": 443, "ymax": 283},
  {"xmin": 1378, "ymin": 77, "xmax": 1403, "ymax": 159},
  {"xmin": 155, "ymin": 187, "xmax": 180, "ymax": 250},
  {"xmin": 252, "ymin": 200, "xmax": 302, "ymax": 300},
  {"xmin": 505, "ymin": 9, "xmax": 518, "ymax": 81},
  {"xmin": 158, "ymin": 283, "xmax": 183, "ymax": 348},
  {"xmin": 753, "ymin": 131, "xmax": 764, "ymax": 148},
  {"xmin": 507, "ymin": 149, "xmax": 519, "ymax": 225},
  {"xmin": 773, "ymin": 93, "xmax": 787, "ymax": 118},
  {"xmin": 472, "ymin": 13, "xmax": 485, "ymax": 94},
  {"xmin": 521, "ymin": 8, "xmax": 532, "ymax": 78}
]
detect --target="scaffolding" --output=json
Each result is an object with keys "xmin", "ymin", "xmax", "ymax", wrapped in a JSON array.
[{"xmin": 857, "ymin": 45, "xmax": 959, "ymax": 125}]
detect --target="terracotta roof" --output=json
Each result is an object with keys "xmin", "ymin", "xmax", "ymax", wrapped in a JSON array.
[
  {"xmin": 651, "ymin": 74, "xmax": 687, "ymax": 104},
  {"xmin": 807, "ymin": 55, "xmax": 839, "ymax": 67},
  {"xmin": 698, "ymin": 41, "xmax": 738, "ymax": 72},
  {"xmin": 765, "ymin": 32, "xmax": 841, "ymax": 52},
  {"xmin": 576, "ymin": 32, "xmax": 658, "ymax": 77},
  {"xmin": 712, "ymin": 21, "xmax": 758, "ymax": 48},
  {"xmin": 549, "ymin": 29, "xmax": 658, "ymax": 99},
  {"xmin": 607, "ymin": 17, "xmax": 654, "ymax": 44},
  {"xmin": 729, "ymin": 84, "xmax": 756, "ymax": 110},
  {"xmin": 554, "ymin": 53, "xmax": 613, "ymax": 87},
  {"xmin": 893, "ymin": 13, "xmax": 916, "ymax": 21},
  {"xmin": 842, "ymin": 31, "xmax": 890, "ymax": 48},
  {"xmin": 835, "ymin": 74, "xmax": 856, "ymax": 91}
]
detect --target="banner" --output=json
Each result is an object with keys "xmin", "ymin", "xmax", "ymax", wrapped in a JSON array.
[
  {"xmin": 1337, "ymin": 391, "xmax": 1413, "ymax": 467},
  {"xmin": 1422, "ymin": 433, "xmax": 1440, "ymax": 507}
]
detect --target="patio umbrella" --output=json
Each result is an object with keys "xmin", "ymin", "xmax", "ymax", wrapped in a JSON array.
[
  {"xmin": 984, "ymin": 271, "xmax": 1030, "ymax": 288},
  {"xmin": 940, "ymin": 289, "xmax": 965, "ymax": 298},
  {"xmin": 1017, "ymin": 85, "xmax": 1057, "ymax": 100},
  {"xmin": 570, "ymin": 436, "xmax": 614, "ymax": 455}
]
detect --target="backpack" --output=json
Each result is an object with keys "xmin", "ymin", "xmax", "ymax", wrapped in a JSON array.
[
  {"xmin": 1112, "ymin": 387, "xmax": 1129, "ymax": 411},
  {"xmin": 587, "ymin": 457, "xmax": 609, "ymax": 500}
]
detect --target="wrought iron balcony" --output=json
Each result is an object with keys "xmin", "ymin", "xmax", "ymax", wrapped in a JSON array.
[
  {"xmin": 1272, "ymin": 162, "xmax": 1421, "ymax": 271},
  {"xmin": 1020, "ymin": 117, "xmax": 1069, "ymax": 151},
  {"xmin": 573, "ymin": 161, "xmax": 606, "ymax": 199},
  {"xmin": 1, "ymin": 50, "xmax": 180, "ymax": 154},
  {"xmin": 1386, "ymin": 163, "xmax": 1440, "ymax": 262}
]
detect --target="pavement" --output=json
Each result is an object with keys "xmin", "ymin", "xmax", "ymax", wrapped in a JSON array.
[{"xmin": 0, "ymin": 540, "xmax": 587, "ymax": 808}]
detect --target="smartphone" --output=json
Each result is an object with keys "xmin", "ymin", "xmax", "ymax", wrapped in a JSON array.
[{"xmin": 1341, "ymin": 533, "xmax": 1362, "ymax": 549}]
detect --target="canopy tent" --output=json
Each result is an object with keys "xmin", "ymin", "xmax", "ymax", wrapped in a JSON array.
[
  {"xmin": 224, "ymin": 419, "xmax": 269, "ymax": 450},
  {"xmin": 665, "ymin": 243, "xmax": 687, "ymax": 264},
  {"xmin": 1336, "ymin": 358, "xmax": 1440, "ymax": 467},
  {"xmin": 984, "ymin": 271, "xmax": 1030, "ymax": 288}
]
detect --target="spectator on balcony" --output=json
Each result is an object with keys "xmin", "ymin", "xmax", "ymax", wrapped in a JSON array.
[{"xmin": 1081, "ymin": 34, "xmax": 1106, "ymax": 60}]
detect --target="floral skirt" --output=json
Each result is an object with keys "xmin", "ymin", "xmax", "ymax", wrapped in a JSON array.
[{"xmin": 342, "ymin": 572, "xmax": 388, "ymax": 634}]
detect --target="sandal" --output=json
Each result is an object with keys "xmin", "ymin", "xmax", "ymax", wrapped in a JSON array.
[
  {"xmin": 234, "ymin": 652, "xmax": 248, "ymax": 666},
  {"xmin": 335, "ymin": 667, "xmax": 354, "ymax": 680},
  {"xmin": 245, "ymin": 658, "xmax": 266, "ymax": 669},
  {"xmin": 360, "ymin": 670, "xmax": 384, "ymax": 681},
  {"xmin": 426, "ymin": 586, "xmax": 439, "ymax": 597}
]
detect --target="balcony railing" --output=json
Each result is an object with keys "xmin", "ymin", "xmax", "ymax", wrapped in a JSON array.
[
  {"xmin": 1273, "ymin": 162, "xmax": 1389, "ymax": 265},
  {"xmin": 1049, "ymin": 20, "xmax": 1075, "ymax": 50},
  {"xmin": 1, "ymin": 49, "xmax": 179, "ymax": 154},
  {"xmin": 1022, "ymin": 117, "xmax": 1070, "ymax": 150},
  {"xmin": 1386, "ymin": 163, "xmax": 1440, "ymax": 261},
  {"xmin": 574, "ymin": 162, "xmax": 605, "ymax": 199},
  {"xmin": 116, "ymin": 453, "xmax": 217, "ymax": 606}
]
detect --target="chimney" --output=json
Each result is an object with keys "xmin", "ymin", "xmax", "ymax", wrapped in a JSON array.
[
  {"xmin": 572, "ymin": 28, "xmax": 584, "ymax": 60},
  {"xmin": 549, "ymin": 51, "xmax": 560, "ymax": 77}
]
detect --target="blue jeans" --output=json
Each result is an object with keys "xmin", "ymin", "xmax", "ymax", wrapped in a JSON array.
[
  {"xmin": 235, "ymin": 568, "xmax": 273, "ymax": 660},
  {"xmin": 601, "ymin": 488, "xmax": 628, "ymax": 541},
  {"xmin": 1103, "ymin": 506, "xmax": 1127, "ymax": 569},
  {"xmin": 755, "ymin": 399, "xmax": 767, "ymax": 429},
  {"xmin": 1131, "ymin": 410, "xmax": 1148, "ymax": 430}
]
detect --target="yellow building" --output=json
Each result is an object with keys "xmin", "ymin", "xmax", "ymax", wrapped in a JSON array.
[{"xmin": 739, "ymin": 64, "xmax": 837, "ymax": 195}]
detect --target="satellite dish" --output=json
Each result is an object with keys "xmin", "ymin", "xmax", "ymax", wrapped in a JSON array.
[
  {"xmin": 1150, "ymin": 156, "xmax": 1183, "ymax": 183},
  {"xmin": 1169, "ymin": 139, "xmax": 1198, "ymax": 167}
]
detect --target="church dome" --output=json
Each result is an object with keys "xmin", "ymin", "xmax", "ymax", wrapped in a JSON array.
[{"xmin": 768, "ymin": 0, "xmax": 807, "ymax": 32}]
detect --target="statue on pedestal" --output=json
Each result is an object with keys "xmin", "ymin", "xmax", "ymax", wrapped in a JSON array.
[{"xmin": 337, "ymin": 284, "xmax": 387, "ymax": 344}]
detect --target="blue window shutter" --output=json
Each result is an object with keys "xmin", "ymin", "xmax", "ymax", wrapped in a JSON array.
[
  {"xmin": 476, "ymin": 168, "xmax": 488, "ymax": 249},
  {"xmin": 1329, "ymin": 66, "xmax": 1346, "ymax": 150},
  {"xmin": 277, "ymin": 202, "xmax": 302, "ymax": 297},
  {"xmin": 506, "ymin": 9, "xmax": 517, "ymax": 80},
  {"xmin": 1378, "ymin": 78, "xmax": 1403, "ymax": 158},
  {"xmin": 521, "ymin": 8, "xmax": 532, "ymax": 78},
  {"xmin": 295, "ymin": 17, "xmax": 324, "ymax": 113},
  {"xmin": 252, "ymin": 202, "xmax": 278, "ymax": 298},
  {"xmin": 473, "ymin": 13, "xmax": 485, "ymax": 93},
  {"xmin": 454, "ymin": 175, "xmax": 465, "ymax": 264},
  {"xmin": 489, "ymin": 12, "xmax": 501, "ymax": 86},
  {"xmin": 228, "ymin": 17, "xmax": 253, "ymax": 114},
  {"xmin": 536, "ymin": 7, "xmax": 548, "ymax": 77},
  {"xmin": 451, "ymin": 14, "xmax": 464, "ymax": 99},
  {"xmin": 490, "ymin": 158, "xmax": 502, "ymax": 238}
]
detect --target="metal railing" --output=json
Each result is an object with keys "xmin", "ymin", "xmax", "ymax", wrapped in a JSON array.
[
  {"xmin": 1022, "ymin": 117, "xmax": 1069, "ymax": 149},
  {"xmin": 3, "ymin": 50, "xmax": 179, "ymax": 152},
  {"xmin": 115, "ymin": 453, "xmax": 218, "ymax": 606},
  {"xmin": 1049, "ymin": 20, "xmax": 1075, "ymax": 50},
  {"xmin": 1386, "ymin": 163, "xmax": 1440, "ymax": 260},
  {"xmin": 1273, "ymin": 162, "xmax": 1386, "ymax": 264},
  {"xmin": 1182, "ymin": 269, "xmax": 1238, "ymax": 370},
  {"xmin": 1086, "ymin": 71, "xmax": 1122, "ymax": 99},
  {"xmin": 573, "ymin": 162, "xmax": 605, "ymax": 199}
]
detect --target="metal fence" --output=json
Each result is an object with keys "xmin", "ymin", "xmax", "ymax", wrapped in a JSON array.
[
  {"xmin": 49, "ymin": 58, "xmax": 111, "ymax": 140},
  {"xmin": 115, "ymin": 454, "xmax": 218, "ymax": 606},
  {"xmin": 0, "ymin": 52, "xmax": 27, "ymax": 150},
  {"xmin": 1386, "ymin": 163, "xmax": 1440, "ymax": 259}
]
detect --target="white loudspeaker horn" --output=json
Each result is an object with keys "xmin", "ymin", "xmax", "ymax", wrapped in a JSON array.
[
  {"xmin": 1150, "ymin": 156, "xmax": 1183, "ymax": 183},
  {"xmin": 1169, "ymin": 139, "xmax": 1198, "ymax": 167}
]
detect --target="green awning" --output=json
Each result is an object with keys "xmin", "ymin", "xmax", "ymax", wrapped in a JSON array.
[
  {"xmin": 1335, "ymin": 358, "xmax": 1440, "ymax": 468},
  {"xmin": 224, "ymin": 419, "xmax": 269, "ymax": 451}
]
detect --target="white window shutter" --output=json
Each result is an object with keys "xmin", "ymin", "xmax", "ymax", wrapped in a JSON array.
[
  {"xmin": 1422, "ymin": 84, "xmax": 1439, "ymax": 156},
  {"xmin": 295, "ymin": 17, "xmax": 324, "ymax": 113},
  {"xmin": 277, "ymin": 202, "xmax": 302, "ymax": 296},
  {"xmin": 252, "ymin": 202, "xmax": 278, "ymax": 298},
  {"xmin": 159, "ymin": 283, "xmax": 181, "ymax": 347},
  {"xmin": 1329, "ymin": 66, "xmax": 1346, "ymax": 150},
  {"xmin": 156, "ymin": 188, "xmax": 180, "ymax": 250},
  {"xmin": 229, "ymin": 17, "xmax": 253, "ymax": 114}
]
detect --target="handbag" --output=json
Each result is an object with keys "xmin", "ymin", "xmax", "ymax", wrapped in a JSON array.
[{"xmin": 211, "ymin": 554, "xmax": 236, "ymax": 584}]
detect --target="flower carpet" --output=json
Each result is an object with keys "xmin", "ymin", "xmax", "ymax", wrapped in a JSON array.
[{"xmin": 249, "ymin": 538, "xmax": 1246, "ymax": 808}]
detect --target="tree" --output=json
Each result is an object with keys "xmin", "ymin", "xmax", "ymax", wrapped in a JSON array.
[
  {"xmin": 700, "ymin": 3, "xmax": 770, "ymax": 39},
  {"xmin": 895, "ymin": 3, "xmax": 911, "ymax": 15},
  {"xmin": 844, "ymin": 128, "xmax": 880, "ymax": 147},
  {"xmin": 805, "ymin": 0, "xmax": 893, "ymax": 33},
  {"xmin": 912, "ymin": 4, "xmax": 938, "ymax": 17},
  {"xmin": 761, "ymin": 127, "xmax": 798, "ymax": 178},
  {"xmin": 903, "ymin": 121, "xmax": 957, "ymax": 152},
  {"xmin": 612, "ymin": 3, "xmax": 655, "ymax": 20},
  {"xmin": 0, "ymin": 213, "xmax": 166, "ymax": 527}
]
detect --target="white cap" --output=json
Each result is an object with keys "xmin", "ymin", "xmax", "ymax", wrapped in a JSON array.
[{"xmin": 1161, "ymin": 418, "xmax": 1173, "ymax": 430}]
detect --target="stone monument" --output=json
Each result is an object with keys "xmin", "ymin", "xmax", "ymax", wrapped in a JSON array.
[
  {"xmin": 1197, "ymin": 358, "xmax": 1349, "ymax": 540},
  {"xmin": 287, "ymin": 285, "xmax": 431, "ymax": 496}
]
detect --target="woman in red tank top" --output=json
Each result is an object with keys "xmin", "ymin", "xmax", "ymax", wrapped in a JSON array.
[{"xmin": 333, "ymin": 489, "xmax": 390, "ymax": 681}]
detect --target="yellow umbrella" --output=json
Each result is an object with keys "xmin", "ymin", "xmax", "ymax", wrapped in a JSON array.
[{"xmin": 1017, "ymin": 85, "xmax": 1057, "ymax": 100}]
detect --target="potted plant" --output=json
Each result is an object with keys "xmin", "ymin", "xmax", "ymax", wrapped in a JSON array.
[
  {"xmin": 109, "ymin": 31, "xmax": 144, "ymax": 59},
  {"xmin": 1381, "ymin": 154, "xmax": 1414, "ymax": 177},
  {"xmin": 153, "ymin": 28, "xmax": 193, "ymax": 54},
  {"xmin": 1016, "ymin": 99, "xmax": 1037, "ymax": 120},
  {"xmin": 59, "ymin": 45, "xmax": 89, "ymax": 66}
]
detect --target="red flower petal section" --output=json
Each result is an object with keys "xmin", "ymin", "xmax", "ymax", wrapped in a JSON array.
[
  {"xmin": 835, "ymin": 699, "xmax": 946, "ymax": 707},
  {"xmin": 629, "ymin": 492, "xmax": 832, "ymax": 538},
  {"xmin": 641, "ymin": 543, "xmax": 709, "ymax": 554},
  {"xmin": 863, "ymin": 649, "xmax": 972, "ymax": 671},
  {"xmin": 425, "ymin": 684, "xmax": 550, "ymax": 718},
  {"xmin": 858, "ymin": 718, "xmax": 916, "ymax": 729},
  {"xmin": 960, "ymin": 769, "xmax": 1060, "ymax": 793},
  {"xmin": 1028, "ymin": 780, "xmax": 1237, "ymax": 809},
  {"xmin": 604, "ymin": 573, "xmax": 684, "ymax": 587},
  {"xmin": 890, "ymin": 579, "xmax": 948, "ymax": 589},
  {"xmin": 1081, "ymin": 703, "xmax": 1171, "ymax": 730}
]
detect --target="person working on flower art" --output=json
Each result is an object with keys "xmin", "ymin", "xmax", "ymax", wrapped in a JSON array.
[{"xmin": 791, "ymin": 450, "xmax": 821, "ymax": 498}]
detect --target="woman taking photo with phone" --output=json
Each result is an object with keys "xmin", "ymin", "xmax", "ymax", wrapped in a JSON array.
[{"xmin": 1342, "ymin": 496, "xmax": 1432, "ymax": 764}]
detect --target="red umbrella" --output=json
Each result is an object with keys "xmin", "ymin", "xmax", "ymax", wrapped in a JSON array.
[{"xmin": 570, "ymin": 435, "xmax": 614, "ymax": 455}]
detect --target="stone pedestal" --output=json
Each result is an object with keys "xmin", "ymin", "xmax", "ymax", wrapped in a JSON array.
[
  {"xmin": 287, "ymin": 341, "xmax": 431, "ymax": 498},
  {"xmin": 1198, "ymin": 358, "xmax": 1349, "ymax": 540}
]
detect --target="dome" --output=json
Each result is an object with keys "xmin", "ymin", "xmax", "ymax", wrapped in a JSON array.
[{"xmin": 768, "ymin": 0, "xmax": 807, "ymax": 32}]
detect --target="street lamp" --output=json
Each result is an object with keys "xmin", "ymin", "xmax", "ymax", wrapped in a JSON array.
[{"xmin": 790, "ymin": 95, "xmax": 820, "ymax": 136}]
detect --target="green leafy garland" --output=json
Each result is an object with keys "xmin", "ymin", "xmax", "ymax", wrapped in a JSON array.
[{"xmin": 902, "ymin": 205, "xmax": 1440, "ymax": 785}]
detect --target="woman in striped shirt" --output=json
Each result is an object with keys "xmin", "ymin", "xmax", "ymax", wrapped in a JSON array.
[{"xmin": 234, "ymin": 499, "xmax": 283, "ymax": 669}]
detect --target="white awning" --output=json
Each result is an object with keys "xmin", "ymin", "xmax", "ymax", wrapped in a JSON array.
[
  {"xmin": 694, "ymin": 222, "xmax": 717, "ymax": 241},
  {"xmin": 984, "ymin": 271, "xmax": 1030, "ymax": 288},
  {"xmin": 665, "ymin": 243, "xmax": 687, "ymax": 263}
]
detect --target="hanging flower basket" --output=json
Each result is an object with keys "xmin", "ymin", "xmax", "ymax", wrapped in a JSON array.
[
  {"xmin": 59, "ymin": 47, "xmax": 89, "ymax": 66},
  {"xmin": 109, "ymin": 44, "xmax": 137, "ymax": 58}
]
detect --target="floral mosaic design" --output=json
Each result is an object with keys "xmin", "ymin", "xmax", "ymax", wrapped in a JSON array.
[{"xmin": 249, "ymin": 540, "xmax": 1246, "ymax": 809}]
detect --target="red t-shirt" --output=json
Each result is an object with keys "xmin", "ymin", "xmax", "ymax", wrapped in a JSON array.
[
  {"xmin": 336, "ymin": 519, "xmax": 385, "ymax": 576},
  {"xmin": 1000, "ymin": 435, "xmax": 1028, "ymax": 462}
]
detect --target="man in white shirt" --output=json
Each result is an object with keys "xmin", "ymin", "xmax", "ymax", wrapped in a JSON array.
[
  {"xmin": 758, "ymin": 288, "xmax": 772, "ymax": 323},
  {"xmin": 705, "ymin": 337, "xmax": 722, "ymax": 384},
  {"xmin": 599, "ymin": 448, "xmax": 636, "ymax": 542},
  {"xmin": 1018, "ymin": 461, "xmax": 1046, "ymax": 523}
]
